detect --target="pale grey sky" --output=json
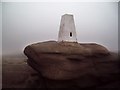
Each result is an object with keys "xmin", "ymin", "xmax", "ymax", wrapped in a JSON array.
[
  {"xmin": 118, "ymin": 1, "xmax": 120, "ymax": 51},
  {"xmin": 0, "ymin": 6, "xmax": 1, "ymax": 54},
  {"xmin": 2, "ymin": 2, "xmax": 118, "ymax": 55}
]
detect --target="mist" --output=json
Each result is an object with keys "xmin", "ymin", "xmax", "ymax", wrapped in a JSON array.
[
  {"xmin": 118, "ymin": 1, "xmax": 120, "ymax": 51},
  {"xmin": 0, "ymin": 3, "xmax": 2, "ymax": 56},
  {"xmin": 2, "ymin": 2, "xmax": 118, "ymax": 55}
]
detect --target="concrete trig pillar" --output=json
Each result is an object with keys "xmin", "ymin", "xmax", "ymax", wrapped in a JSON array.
[{"xmin": 58, "ymin": 14, "xmax": 77, "ymax": 42}]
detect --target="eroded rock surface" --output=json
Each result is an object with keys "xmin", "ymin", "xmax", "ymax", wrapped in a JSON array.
[
  {"xmin": 24, "ymin": 41, "xmax": 115, "ymax": 80},
  {"xmin": 2, "ymin": 47, "xmax": 119, "ymax": 88}
]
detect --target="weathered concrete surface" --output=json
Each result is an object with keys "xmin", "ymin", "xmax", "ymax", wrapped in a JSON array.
[{"xmin": 58, "ymin": 14, "xmax": 77, "ymax": 42}]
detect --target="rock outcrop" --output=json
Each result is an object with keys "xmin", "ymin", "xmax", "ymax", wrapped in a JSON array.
[
  {"xmin": 2, "ymin": 53, "xmax": 119, "ymax": 88},
  {"xmin": 2, "ymin": 41, "xmax": 119, "ymax": 88},
  {"xmin": 24, "ymin": 41, "xmax": 114, "ymax": 80}
]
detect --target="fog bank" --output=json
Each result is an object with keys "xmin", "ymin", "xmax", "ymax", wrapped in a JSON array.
[{"xmin": 2, "ymin": 2, "xmax": 118, "ymax": 55}]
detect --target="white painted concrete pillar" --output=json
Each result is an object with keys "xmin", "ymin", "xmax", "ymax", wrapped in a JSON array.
[{"xmin": 58, "ymin": 14, "xmax": 77, "ymax": 42}]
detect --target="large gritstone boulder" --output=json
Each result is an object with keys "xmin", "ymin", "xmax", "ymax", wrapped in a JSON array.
[{"xmin": 24, "ymin": 41, "xmax": 113, "ymax": 80}]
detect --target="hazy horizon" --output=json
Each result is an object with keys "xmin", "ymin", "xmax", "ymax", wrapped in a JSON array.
[{"xmin": 2, "ymin": 2, "xmax": 118, "ymax": 55}]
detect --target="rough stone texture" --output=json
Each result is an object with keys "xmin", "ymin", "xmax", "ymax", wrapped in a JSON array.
[
  {"xmin": 2, "ymin": 52, "xmax": 120, "ymax": 88},
  {"xmin": 24, "ymin": 41, "xmax": 111, "ymax": 80}
]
